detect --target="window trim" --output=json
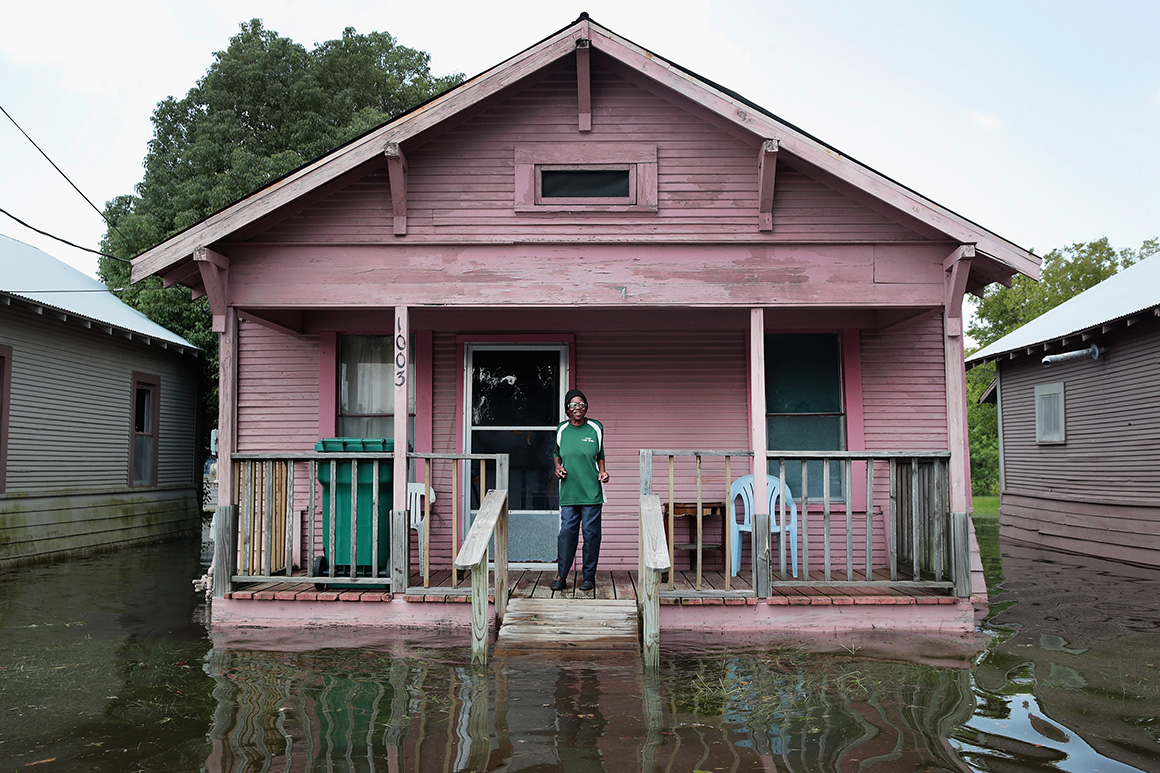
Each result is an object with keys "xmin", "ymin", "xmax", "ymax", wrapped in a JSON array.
[
  {"xmin": 0, "ymin": 343, "xmax": 11, "ymax": 494},
  {"xmin": 515, "ymin": 142, "xmax": 657, "ymax": 212},
  {"xmin": 129, "ymin": 372, "xmax": 161, "ymax": 488},
  {"xmin": 1035, "ymin": 382, "xmax": 1066, "ymax": 444}
]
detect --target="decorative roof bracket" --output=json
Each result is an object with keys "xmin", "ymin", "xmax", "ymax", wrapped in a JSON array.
[
  {"xmin": 385, "ymin": 143, "xmax": 408, "ymax": 236},
  {"xmin": 758, "ymin": 139, "xmax": 778, "ymax": 231},
  {"xmin": 576, "ymin": 38, "xmax": 592, "ymax": 132}
]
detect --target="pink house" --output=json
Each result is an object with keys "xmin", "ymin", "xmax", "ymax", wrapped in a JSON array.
[{"xmin": 133, "ymin": 16, "xmax": 1038, "ymax": 646}]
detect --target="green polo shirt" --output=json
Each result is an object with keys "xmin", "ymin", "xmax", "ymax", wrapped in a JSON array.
[{"xmin": 554, "ymin": 419, "xmax": 605, "ymax": 506}]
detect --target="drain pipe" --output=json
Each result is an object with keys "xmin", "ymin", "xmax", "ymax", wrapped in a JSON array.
[{"xmin": 1042, "ymin": 344, "xmax": 1106, "ymax": 368}]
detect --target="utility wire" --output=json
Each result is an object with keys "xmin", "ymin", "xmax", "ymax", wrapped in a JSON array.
[
  {"xmin": 1, "ymin": 100, "xmax": 131, "ymax": 253},
  {"xmin": 0, "ymin": 206, "xmax": 132, "ymax": 264}
]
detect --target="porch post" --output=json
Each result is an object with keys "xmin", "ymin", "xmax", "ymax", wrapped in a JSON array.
[
  {"xmin": 749, "ymin": 308, "xmax": 770, "ymax": 597},
  {"xmin": 213, "ymin": 305, "xmax": 238, "ymax": 599},
  {"xmin": 942, "ymin": 246, "xmax": 974, "ymax": 515},
  {"xmin": 944, "ymin": 247, "xmax": 975, "ymax": 599},
  {"xmin": 392, "ymin": 306, "xmax": 410, "ymax": 589}
]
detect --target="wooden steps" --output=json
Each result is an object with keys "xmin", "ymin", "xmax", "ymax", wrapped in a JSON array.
[{"xmin": 494, "ymin": 598, "xmax": 640, "ymax": 656}]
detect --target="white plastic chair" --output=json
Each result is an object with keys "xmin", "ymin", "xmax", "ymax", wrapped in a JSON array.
[
  {"xmin": 729, "ymin": 474, "xmax": 798, "ymax": 577},
  {"xmin": 408, "ymin": 482, "xmax": 436, "ymax": 567}
]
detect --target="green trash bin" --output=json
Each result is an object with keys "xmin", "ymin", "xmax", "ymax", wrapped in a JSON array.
[{"xmin": 314, "ymin": 438, "xmax": 393, "ymax": 582}]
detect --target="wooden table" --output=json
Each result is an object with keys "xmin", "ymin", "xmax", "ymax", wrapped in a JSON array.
[{"xmin": 661, "ymin": 501, "xmax": 728, "ymax": 589}]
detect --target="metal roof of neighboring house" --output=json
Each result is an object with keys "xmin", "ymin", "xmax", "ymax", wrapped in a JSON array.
[
  {"xmin": 966, "ymin": 252, "xmax": 1160, "ymax": 366},
  {"xmin": 1, "ymin": 233, "xmax": 196, "ymax": 353}
]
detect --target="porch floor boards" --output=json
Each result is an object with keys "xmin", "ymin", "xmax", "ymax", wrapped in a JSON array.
[{"xmin": 227, "ymin": 568, "xmax": 956, "ymax": 606}]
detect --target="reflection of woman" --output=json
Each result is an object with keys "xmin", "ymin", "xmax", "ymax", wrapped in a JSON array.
[{"xmin": 551, "ymin": 389, "xmax": 609, "ymax": 593}]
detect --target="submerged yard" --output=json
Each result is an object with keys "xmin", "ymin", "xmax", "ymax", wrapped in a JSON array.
[{"xmin": 2, "ymin": 512, "xmax": 1159, "ymax": 771}]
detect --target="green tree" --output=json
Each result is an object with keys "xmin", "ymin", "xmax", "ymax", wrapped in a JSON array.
[
  {"xmin": 965, "ymin": 237, "xmax": 1158, "ymax": 494},
  {"xmin": 98, "ymin": 20, "xmax": 462, "ymax": 434}
]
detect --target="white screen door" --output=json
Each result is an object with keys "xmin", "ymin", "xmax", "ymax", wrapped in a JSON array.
[{"xmin": 466, "ymin": 345, "xmax": 566, "ymax": 563}]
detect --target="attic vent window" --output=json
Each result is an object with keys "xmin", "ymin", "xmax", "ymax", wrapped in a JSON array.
[
  {"xmin": 515, "ymin": 143, "xmax": 657, "ymax": 212},
  {"xmin": 541, "ymin": 168, "xmax": 631, "ymax": 200}
]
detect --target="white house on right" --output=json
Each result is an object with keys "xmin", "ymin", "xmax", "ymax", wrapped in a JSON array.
[{"xmin": 967, "ymin": 254, "xmax": 1160, "ymax": 568}]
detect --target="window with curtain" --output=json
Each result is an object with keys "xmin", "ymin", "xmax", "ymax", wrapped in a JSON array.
[
  {"xmin": 766, "ymin": 333, "xmax": 845, "ymax": 499},
  {"xmin": 338, "ymin": 335, "xmax": 415, "ymax": 439}
]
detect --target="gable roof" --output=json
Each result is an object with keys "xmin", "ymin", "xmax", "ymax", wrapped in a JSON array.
[
  {"xmin": 131, "ymin": 14, "xmax": 1040, "ymax": 287},
  {"xmin": 966, "ymin": 253, "xmax": 1160, "ymax": 366},
  {"xmin": 1, "ymin": 233, "xmax": 196, "ymax": 353}
]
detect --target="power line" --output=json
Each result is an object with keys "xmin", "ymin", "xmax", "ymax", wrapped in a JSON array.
[
  {"xmin": 1, "ymin": 100, "xmax": 130, "ymax": 246},
  {"xmin": 0, "ymin": 207, "xmax": 132, "ymax": 264}
]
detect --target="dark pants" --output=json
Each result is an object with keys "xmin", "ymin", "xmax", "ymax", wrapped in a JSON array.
[{"xmin": 557, "ymin": 504, "xmax": 602, "ymax": 581}]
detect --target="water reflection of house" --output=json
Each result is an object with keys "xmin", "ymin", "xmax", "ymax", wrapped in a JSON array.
[
  {"xmin": 130, "ymin": 16, "xmax": 1039, "ymax": 642},
  {"xmin": 0, "ymin": 234, "xmax": 201, "ymax": 567},
  {"xmin": 967, "ymin": 255, "xmax": 1160, "ymax": 567}
]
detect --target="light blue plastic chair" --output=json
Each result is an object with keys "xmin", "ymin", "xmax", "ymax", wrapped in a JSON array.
[{"xmin": 729, "ymin": 474, "xmax": 798, "ymax": 577}]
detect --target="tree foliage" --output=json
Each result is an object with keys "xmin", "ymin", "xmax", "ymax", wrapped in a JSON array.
[
  {"xmin": 965, "ymin": 236, "xmax": 1159, "ymax": 494},
  {"xmin": 98, "ymin": 20, "xmax": 462, "ymax": 430}
]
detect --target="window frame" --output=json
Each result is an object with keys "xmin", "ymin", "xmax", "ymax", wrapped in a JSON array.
[
  {"xmin": 0, "ymin": 343, "xmax": 11, "ymax": 494},
  {"xmin": 129, "ymin": 372, "xmax": 160, "ymax": 488},
  {"xmin": 764, "ymin": 332, "xmax": 848, "ymax": 500},
  {"xmin": 537, "ymin": 165, "xmax": 636, "ymax": 206},
  {"xmin": 514, "ymin": 143, "xmax": 657, "ymax": 212},
  {"xmin": 336, "ymin": 334, "xmax": 416, "ymax": 439},
  {"xmin": 1035, "ymin": 382, "xmax": 1066, "ymax": 444}
]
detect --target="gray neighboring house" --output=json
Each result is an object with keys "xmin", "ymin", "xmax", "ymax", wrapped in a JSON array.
[
  {"xmin": 966, "ymin": 254, "xmax": 1160, "ymax": 568},
  {"xmin": 1, "ymin": 234, "xmax": 201, "ymax": 568}
]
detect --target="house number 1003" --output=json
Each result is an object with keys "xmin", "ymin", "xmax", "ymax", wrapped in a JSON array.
[{"xmin": 395, "ymin": 328, "xmax": 407, "ymax": 387}]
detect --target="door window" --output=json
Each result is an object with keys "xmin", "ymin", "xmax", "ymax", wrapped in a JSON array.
[{"xmin": 467, "ymin": 346, "xmax": 565, "ymax": 562}]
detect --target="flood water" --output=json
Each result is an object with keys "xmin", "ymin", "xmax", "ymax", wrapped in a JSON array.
[{"xmin": 2, "ymin": 519, "xmax": 1159, "ymax": 771}]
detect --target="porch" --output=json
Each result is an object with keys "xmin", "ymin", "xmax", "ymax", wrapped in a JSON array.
[
  {"xmin": 209, "ymin": 446, "xmax": 972, "ymax": 662},
  {"xmin": 215, "ymin": 448, "xmax": 967, "ymax": 600},
  {"xmin": 227, "ymin": 566, "xmax": 962, "ymax": 607}
]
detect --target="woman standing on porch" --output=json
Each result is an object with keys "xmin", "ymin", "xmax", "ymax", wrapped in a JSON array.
[{"xmin": 551, "ymin": 389, "xmax": 610, "ymax": 593}]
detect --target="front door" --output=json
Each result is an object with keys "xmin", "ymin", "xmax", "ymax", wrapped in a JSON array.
[{"xmin": 466, "ymin": 345, "xmax": 565, "ymax": 564}]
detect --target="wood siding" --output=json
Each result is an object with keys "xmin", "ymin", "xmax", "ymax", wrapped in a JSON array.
[
  {"xmin": 0, "ymin": 304, "xmax": 200, "ymax": 567},
  {"xmin": 0, "ymin": 305, "xmax": 198, "ymax": 491},
  {"xmin": 236, "ymin": 320, "xmax": 320, "ymax": 454},
  {"xmin": 998, "ymin": 318, "xmax": 1160, "ymax": 565},
  {"xmin": 861, "ymin": 316, "xmax": 949, "ymax": 451},
  {"xmin": 250, "ymin": 55, "xmax": 922, "ymax": 246}
]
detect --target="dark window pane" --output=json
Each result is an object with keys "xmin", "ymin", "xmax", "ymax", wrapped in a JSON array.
[
  {"xmin": 768, "ymin": 412, "xmax": 844, "ymax": 500},
  {"xmin": 134, "ymin": 387, "xmax": 152, "ymax": 433},
  {"xmin": 766, "ymin": 333, "xmax": 842, "ymax": 413},
  {"xmin": 470, "ymin": 430, "xmax": 558, "ymax": 512},
  {"xmin": 471, "ymin": 351, "xmax": 559, "ymax": 427},
  {"xmin": 541, "ymin": 169, "xmax": 630, "ymax": 199},
  {"xmin": 767, "ymin": 457, "xmax": 845, "ymax": 501}
]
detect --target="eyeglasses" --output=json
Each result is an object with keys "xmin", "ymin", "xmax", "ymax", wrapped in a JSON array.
[{"xmin": 567, "ymin": 402, "xmax": 587, "ymax": 409}]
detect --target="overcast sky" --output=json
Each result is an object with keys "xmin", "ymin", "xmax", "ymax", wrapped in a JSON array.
[{"xmin": 3, "ymin": 0, "xmax": 1158, "ymax": 281}]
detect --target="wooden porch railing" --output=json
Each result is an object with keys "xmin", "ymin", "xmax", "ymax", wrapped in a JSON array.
[
  {"xmin": 216, "ymin": 451, "xmax": 398, "ymax": 597},
  {"xmin": 453, "ymin": 489, "xmax": 510, "ymax": 665},
  {"xmin": 212, "ymin": 451, "xmax": 510, "ymax": 599},
  {"xmin": 408, "ymin": 453, "xmax": 509, "ymax": 590},
  {"xmin": 639, "ymin": 449, "xmax": 968, "ymax": 599}
]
